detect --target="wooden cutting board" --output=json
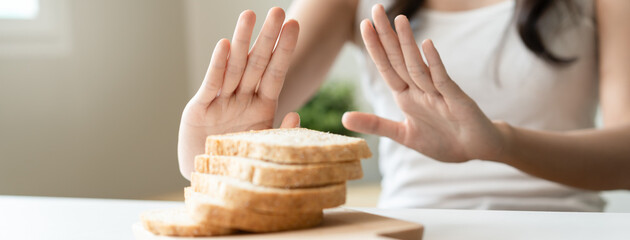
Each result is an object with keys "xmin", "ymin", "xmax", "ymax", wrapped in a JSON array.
[{"xmin": 133, "ymin": 208, "xmax": 423, "ymax": 239}]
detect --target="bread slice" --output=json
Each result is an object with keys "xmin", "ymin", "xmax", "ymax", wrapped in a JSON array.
[
  {"xmin": 185, "ymin": 187, "xmax": 323, "ymax": 232},
  {"xmin": 194, "ymin": 154, "xmax": 363, "ymax": 188},
  {"xmin": 140, "ymin": 207, "xmax": 234, "ymax": 237},
  {"xmin": 190, "ymin": 173, "xmax": 345, "ymax": 213},
  {"xmin": 205, "ymin": 128, "xmax": 372, "ymax": 164}
]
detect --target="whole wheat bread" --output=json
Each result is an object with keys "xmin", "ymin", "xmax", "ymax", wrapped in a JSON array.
[
  {"xmin": 194, "ymin": 154, "xmax": 363, "ymax": 188},
  {"xmin": 205, "ymin": 128, "xmax": 372, "ymax": 164},
  {"xmin": 185, "ymin": 187, "xmax": 323, "ymax": 232},
  {"xmin": 140, "ymin": 207, "xmax": 234, "ymax": 236},
  {"xmin": 191, "ymin": 173, "xmax": 345, "ymax": 213}
]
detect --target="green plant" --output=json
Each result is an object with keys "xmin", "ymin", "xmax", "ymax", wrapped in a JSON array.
[{"xmin": 297, "ymin": 80, "xmax": 357, "ymax": 136}]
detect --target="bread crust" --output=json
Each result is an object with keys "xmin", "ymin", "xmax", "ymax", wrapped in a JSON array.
[
  {"xmin": 185, "ymin": 188, "xmax": 323, "ymax": 232},
  {"xmin": 141, "ymin": 128, "xmax": 372, "ymax": 236},
  {"xmin": 191, "ymin": 173, "xmax": 346, "ymax": 213},
  {"xmin": 140, "ymin": 208, "xmax": 234, "ymax": 237},
  {"xmin": 194, "ymin": 155, "xmax": 363, "ymax": 188},
  {"xmin": 205, "ymin": 128, "xmax": 372, "ymax": 164}
]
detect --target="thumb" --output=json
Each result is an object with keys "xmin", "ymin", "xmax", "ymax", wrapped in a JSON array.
[
  {"xmin": 279, "ymin": 112, "xmax": 300, "ymax": 128},
  {"xmin": 342, "ymin": 111, "xmax": 404, "ymax": 141}
]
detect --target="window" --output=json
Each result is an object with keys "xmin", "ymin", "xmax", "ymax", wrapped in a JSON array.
[
  {"xmin": 0, "ymin": 0, "xmax": 39, "ymax": 19},
  {"xmin": 0, "ymin": 0, "xmax": 70, "ymax": 57}
]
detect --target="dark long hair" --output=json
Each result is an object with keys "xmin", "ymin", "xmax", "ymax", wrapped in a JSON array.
[{"xmin": 387, "ymin": 0, "xmax": 577, "ymax": 65}]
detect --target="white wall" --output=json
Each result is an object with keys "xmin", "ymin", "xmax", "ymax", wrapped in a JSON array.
[{"xmin": 0, "ymin": 0, "xmax": 190, "ymax": 199}]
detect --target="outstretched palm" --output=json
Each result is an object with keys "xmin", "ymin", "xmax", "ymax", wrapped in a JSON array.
[
  {"xmin": 183, "ymin": 90, "xmax": 280, "ymax": 134},
  {"xmin": 179, "ymin": 8, "xmax": 300, "ymax": 178},
  {"xmin": 343, "ymin": 5, "xmax": 506, "ymax": 162}
]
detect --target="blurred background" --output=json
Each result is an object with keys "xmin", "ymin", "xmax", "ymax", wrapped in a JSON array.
[{"xmin": 0, "ymin": 0, "xmax": 627, "ymax": 211}]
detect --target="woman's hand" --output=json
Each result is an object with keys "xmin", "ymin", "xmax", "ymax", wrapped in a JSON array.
[
  {"xmin": 343, "ymin": 4, "xmax": 507, "ymax": 163},
  {"xmin": 178, "ymin": 8, "xmax": 300, "ymax": 179}
]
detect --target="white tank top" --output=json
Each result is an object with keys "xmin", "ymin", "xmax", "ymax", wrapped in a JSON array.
[{"xmin": 353, "ymin": 0, "xmax": 604, "ymax": 211}]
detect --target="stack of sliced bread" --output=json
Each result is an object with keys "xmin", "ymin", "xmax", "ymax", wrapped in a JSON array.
[{"xmin": 141, "ymin": 128, "xmax": 372, "ymax": 237}]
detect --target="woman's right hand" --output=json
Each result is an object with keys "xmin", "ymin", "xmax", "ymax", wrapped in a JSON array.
[{"xmin": 178, "ymin": 8, "xmax": 300, "ymax": 179}]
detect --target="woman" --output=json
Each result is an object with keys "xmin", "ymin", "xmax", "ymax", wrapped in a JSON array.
[{"xmin": 178, "ymin": 0, "xmax": 630, "ymax": 211}]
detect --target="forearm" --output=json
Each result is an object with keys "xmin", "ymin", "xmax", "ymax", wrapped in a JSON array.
[
  {"xmin": 275, "ymin": 0, "xmax": 358, "ymax": 125},
  {"xmin": 494, "ymin": 121, "xmax": 630, "ymax": 190}
]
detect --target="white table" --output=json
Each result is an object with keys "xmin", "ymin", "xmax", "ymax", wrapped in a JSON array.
[{"xmin": 1, "ymin": 195, "xmax": 628, "ymax": 240}]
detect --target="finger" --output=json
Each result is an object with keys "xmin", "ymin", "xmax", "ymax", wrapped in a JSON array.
[
  {"xmin": 257, "ymin": 19, "xmax": 299, "ymax": 100},
  {"xmin": 394, "ymin": 16, "xmax": 438, "ymax": 94},
  {"xmin": 192, "ymin": 38, "xmax": 230, "ymax": 105},
  {"xmin": 238, "ymin": 7, "xmax": 285, "ymax": 95},
  {"xmin": 360, "ymin": 19, "xmax": 408, "ymax": 92},
  {"xmin": 342, "ymin": 111, "xmax": 404, "ymax": 142},
  {"xmin": 279, "ymin": 112, "xmax": 300, "ymax": 128},
  {"xmin": 421, "ymin": 39, "xmax": 463, "ymax": 98},
  {"xmin": 371, "ymin": 4, "xmax": 413, "ymax": 85},
  {"xmin": 221, "ymin": 10, "xmax": 256, "ymax": 96}
]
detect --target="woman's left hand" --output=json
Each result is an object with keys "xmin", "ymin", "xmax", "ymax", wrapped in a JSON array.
[{"xmin": 342, "ymin": 4, "xmax": 508, "ymax": 162}]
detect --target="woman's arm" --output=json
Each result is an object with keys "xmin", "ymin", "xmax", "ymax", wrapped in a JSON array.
[
  {"xmin": 496, "ymin": 124, "xmax": 630, "ymax": 190},
  {"xmin": 275, "ymin": 0, "xmax": 359, "ymax": 125},
  {"xmin": 493, "ymin": 0, "xmax": 630, "ymax": 190},
  {"xmin": 345, "ymin": 3, "xmax": 630, "ymax": 191}
]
